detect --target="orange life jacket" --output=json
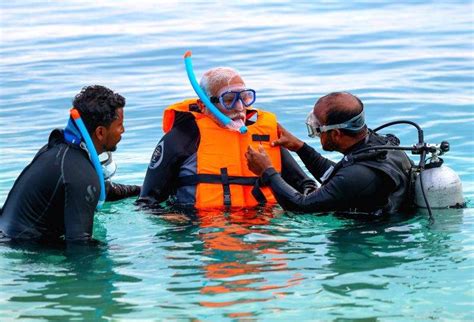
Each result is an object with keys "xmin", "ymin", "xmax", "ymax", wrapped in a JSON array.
[{"xmin": 163, "ymin": 98, "xmax": 282, "ymax": 209}]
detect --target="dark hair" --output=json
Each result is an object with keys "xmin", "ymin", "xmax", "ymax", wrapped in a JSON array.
[
  {"xmin": 72, "ymin": 85, "xmax": 125, "ymax": 134},
  {"xmin": 323, "ymin": 92, "xmax": 366, "ymax": 137}
]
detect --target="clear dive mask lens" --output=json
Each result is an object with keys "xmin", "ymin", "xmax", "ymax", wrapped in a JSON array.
[
  {"xmin": 306, "ymin": 112, "xmax": 321, "ymax": 138},
  {"xmin": 99, "ymin": 151, "xmax": 117, "ymax": 180},
  {"xmin": 219, "ymin": 89, "xmax": 256, "ymax": 110}
]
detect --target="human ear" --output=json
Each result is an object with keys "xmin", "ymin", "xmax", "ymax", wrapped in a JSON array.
[
  {"xmin": 331, "ymin": 129, "xmax": 343, "ymax": 143},
  {"xmin": 94, "ymin": 126, "xmax": 107, "ymax": 142}
]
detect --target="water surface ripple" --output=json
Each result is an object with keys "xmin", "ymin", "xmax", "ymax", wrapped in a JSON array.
[{"xmin": 1, "ymin": 0, "xmax": 473, "ymax": 320}]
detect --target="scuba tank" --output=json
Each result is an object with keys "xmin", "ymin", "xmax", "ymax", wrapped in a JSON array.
[
  {"xmin": 354, "ymin": 120, "xmax": 465, "ymax": 222},
  {"xmin": 413, "ymin": 142, "xmax": 464, "ymax": 208}
]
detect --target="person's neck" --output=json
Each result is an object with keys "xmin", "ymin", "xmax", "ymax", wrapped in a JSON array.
[
  {"xmin": 340, "ymin": 134, "xmax": 368, "ymax": 154},
  {"xmin": 92, "ymin": 137, "xmax": 104, "ymax": 154}
]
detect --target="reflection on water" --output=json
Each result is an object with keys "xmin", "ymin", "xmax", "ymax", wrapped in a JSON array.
[
  {"xmin": 131, "ymin": 207, "xmax": 473, "ymax": 320},
  {"xmin": 1, "ymin": 204, "xmax": 472, "ymax": 320},
  {"xmin": 148, "ymin": 208, "xmax": 305, "ymax": 319}
]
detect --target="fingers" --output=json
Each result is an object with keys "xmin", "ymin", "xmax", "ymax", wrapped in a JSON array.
[
  {"xmin": 271, "ymin": 138, "xmax": 283, "ymax": 147},
  {"xmin": 273, "ymin": 124, "xmax": 289, "ymax": 147},
  {"xmin": 245, "ymin": 145, "xmax": 255, "ymax": 161},
  {"xmin": 245, "ymin": 145, "xmax": 268, "ymax": 161}
]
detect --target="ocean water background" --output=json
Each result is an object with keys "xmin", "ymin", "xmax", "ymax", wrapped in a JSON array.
[{"xmin": 1, "ymin": 0, "xmax": 473, "ymax": 320}]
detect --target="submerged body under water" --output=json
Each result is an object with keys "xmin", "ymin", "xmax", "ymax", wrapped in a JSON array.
[{"xmin": 1, "ymin": 203, "xmax": 472, "ymax": 320}]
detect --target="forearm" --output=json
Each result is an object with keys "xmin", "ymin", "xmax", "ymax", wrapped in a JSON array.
[
  {"xmin": 106, "ymin": 181, "xmax": 141, "ymax": 201},
  {"xmin": 262, "ymin": 168, "xmax": 336, "ymax": 212},
  {"xmin": 280, "ymin": 147, "xmax": 317, "ymax": 194},
  {"xmin": 296, "ymin": 143, "xmax": 335, "ymax": 182}
]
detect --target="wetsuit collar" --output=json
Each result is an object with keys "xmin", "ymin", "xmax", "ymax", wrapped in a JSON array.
[{"xmin": 64, "ymin": 118, "xmax": 82, "ymax": 145}]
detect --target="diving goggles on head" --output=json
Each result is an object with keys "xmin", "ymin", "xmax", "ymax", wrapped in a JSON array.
[
  {"xmin": 210, "ymin": 89, "xmax": 256, "ymax": 110},
  {"xmin": 306, "ymin": 110, "xmax": 366, "ymax": 138}
]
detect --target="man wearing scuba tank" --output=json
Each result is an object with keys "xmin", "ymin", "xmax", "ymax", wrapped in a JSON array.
[
  {"xmin": 138, "ymin": 67, "xmax": 316, "ymax": 209},
  {"xmin": 246, "ymin": 92, "xmax": 413, "ymax": 216},
  {"xmin": 0, "ymin": 85, "xmax": 140, "ymax": 244}
]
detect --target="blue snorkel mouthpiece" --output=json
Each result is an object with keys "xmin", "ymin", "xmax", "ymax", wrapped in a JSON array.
[
  {"xmin": 183, "ymin": 51, "xmax": 247, "ymax": 134},
  {"xmin": 70, "ymin": 108, "xmax": 106, "ymax": 210}
]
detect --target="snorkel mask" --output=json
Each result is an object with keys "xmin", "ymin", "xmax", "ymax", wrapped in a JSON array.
[
  {"xmin": 306, "ymin": 110, "xmax": 366, "ymax": 138},
  {"xmin": 99, "ymin": 151, "xmax": 117, "ymax": 180}
]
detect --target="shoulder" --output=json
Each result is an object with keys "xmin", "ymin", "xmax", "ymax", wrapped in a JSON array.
[
  {"xmin": 163, "ymin": 115, "xmax": 199, "ymax": 143},
  {"xmin": 61, "ymin": 145, "xmax": 95, "ymax": 178},
  {"xmin": 173, "ymin": 111, "xmax": 198, "ymax": 128},
  {"xmin": 149, "ymin": 116, "xmax": 199, "ymax": 169}
]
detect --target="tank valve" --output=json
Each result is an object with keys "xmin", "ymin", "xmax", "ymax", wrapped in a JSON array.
[{"xmin": 440, "ymin": 141, "xmax": 450, "ymax": 154}]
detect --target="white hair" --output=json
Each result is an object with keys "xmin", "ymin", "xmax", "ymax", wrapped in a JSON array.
[{"xmin": 199, "ymin": 67, "xmax": 241, "ymax": 97}]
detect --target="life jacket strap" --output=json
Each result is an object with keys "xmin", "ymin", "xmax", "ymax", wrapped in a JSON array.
[
  {"xmin": 220, "ymin": 168, "xmax": 231, "ymax": 207},
  {"xmin": 177, "ymin": 174, "xmax": 258, "ymax": 186},
  {"xmin": 177, "ymin": 173, "xmax": 268, "ymax": 206}
]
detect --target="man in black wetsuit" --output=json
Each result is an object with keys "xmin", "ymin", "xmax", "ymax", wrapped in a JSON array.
[
  {"xmin": 0, "ymin": 85, "xmax": 140, "ymax": 244},
  {"xmin": 138, "ymin": 67, "xmax": 316, "ymax": 209},
  {"xmin": 246, "ymin": 92, "xmax": 413, "ymax": 215}
]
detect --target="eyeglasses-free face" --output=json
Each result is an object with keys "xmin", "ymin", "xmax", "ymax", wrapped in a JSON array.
[{"xmin": 210, "ymin": 89, "xmax": 256, "ymax": 110}]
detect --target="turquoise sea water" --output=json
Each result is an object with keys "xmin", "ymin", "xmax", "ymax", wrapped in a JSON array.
[{"xmin": 1, "ymin": 0, "xmax": 473, "ymax": 320}]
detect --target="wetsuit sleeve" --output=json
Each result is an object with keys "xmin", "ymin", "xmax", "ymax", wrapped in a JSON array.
[
  {"xmin": 261, "ymin": 164, "xmax": 390, "ymax": 212},
  {"xmin": 296, "ymin": 143, "xmax": 336, "ymax": 183},
  {"xmin": 279, "ymin": 147, "xmax": 317, "ymax": 194},
  {"xmin": 62, "ymin": 149, "xmax": 99, "ymax": 243},
  {"xmin": 105, "ymin": 181, "xmax": 141, "ymax": 201},
  {"xmin": 138, "ymin": 116, "xmax": 199, "ymax": 205}
]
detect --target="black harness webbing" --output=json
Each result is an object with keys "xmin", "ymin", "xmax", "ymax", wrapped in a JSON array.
[
  {"xmin": 177, "ymin": 171, "xmax": 268, "ymax": 206},
  {"xmin": 220, "ymin": 168, "xmax": 231, "ymax": 206}
]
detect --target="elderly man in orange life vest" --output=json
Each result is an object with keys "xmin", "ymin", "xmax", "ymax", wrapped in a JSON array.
[{"xmin": 138, "ymin": 67, "xmax": 316, "ymax": 210}]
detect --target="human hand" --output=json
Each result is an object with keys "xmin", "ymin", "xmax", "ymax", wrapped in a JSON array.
[
  {"xmin": 245, "ymin": 145, "xmax": 273, "ymax": 176},
  {"xmin": 271, "ymin": 123, "xmax": 304, "ymax": 151}
]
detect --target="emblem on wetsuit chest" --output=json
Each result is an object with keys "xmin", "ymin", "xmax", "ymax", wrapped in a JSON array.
[
  {"xmin": 149, "ymin": 141, "xmax": 164, "ymax": 169},
  {"xmin": 85, "ymin": 185, "xmax": 97, "ymax": 203}
]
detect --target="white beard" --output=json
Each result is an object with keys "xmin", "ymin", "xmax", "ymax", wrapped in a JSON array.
[{"xmin": 226, "ymin": 118, "xmax": 246, "ymax": 132}]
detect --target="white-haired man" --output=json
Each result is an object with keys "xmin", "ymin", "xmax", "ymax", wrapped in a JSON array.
[{"xmin": 138, "ymin": 67, "xmax": 316, "ymax": 210}]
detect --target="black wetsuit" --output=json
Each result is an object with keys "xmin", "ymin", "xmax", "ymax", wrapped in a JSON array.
[
  {"xmin": 260, "ymin": 132, "xmax": 413, "ymax": 215},
  {"xmin": 138, "ymin": 112, "xmax": 317, "ymax": 207},
  {"xmin": 0, "ymin": 129, "xmax": 140, "ymax": 243}
]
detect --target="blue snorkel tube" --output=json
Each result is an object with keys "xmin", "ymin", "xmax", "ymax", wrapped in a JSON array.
[
  {"xmin": 70, "ymin": 109, "xmax": 106, "ymax": 210},
  {"xmin": 184, "ymin": 51, "xmax": 247, "ymax": 134}
]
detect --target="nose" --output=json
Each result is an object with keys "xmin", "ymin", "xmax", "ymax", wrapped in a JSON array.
[{"xmin": 233, "ymin": 99, "xmax": 244, "ymax": 111}]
